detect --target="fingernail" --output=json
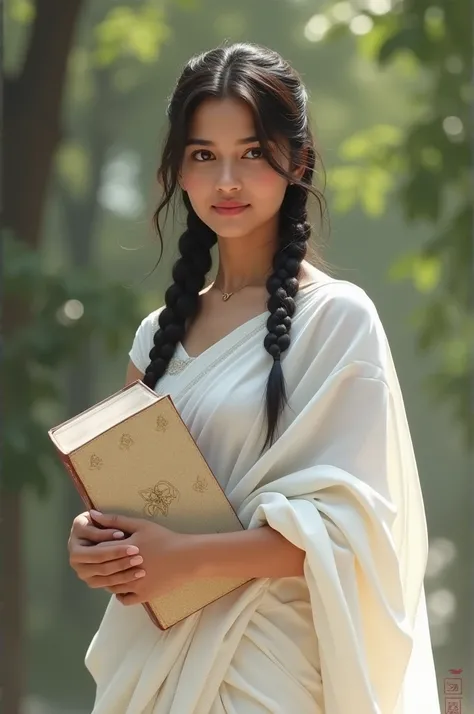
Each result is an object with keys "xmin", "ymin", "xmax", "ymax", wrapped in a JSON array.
[
  {"xmin": 130, "ymin": 556, "xmax": 143, "ymax": 566},
  {"xmin": 113, "ymin": 531, "xmax": 125, "ymax": 538},
  {"xmin": 126, "ymin": 546, "xmax": 139, "ymax": 555},
  {"xmin": 134, "ymin": 570, "xmax": 146, "ymax": 578},
  {"xmin": 90, "ymin": 509, "xmax": 102, "ymax": 517}
]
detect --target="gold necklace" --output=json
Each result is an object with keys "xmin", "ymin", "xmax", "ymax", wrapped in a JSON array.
[
  {"xmin": 214, "ymin": 284, "xmax": 252, "ymax": 302},
  {"xmin": 212, "ymin": 277, "xmax": 269, "ymax": 301}
]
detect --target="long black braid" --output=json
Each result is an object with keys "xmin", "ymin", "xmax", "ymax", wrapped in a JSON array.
[
  {"xmin": 142, "ymin": 193, "xmax": 216, "ymax": 387},
  {"xmin": 261, "ymin": 182, "xmax": 311, "ymax": 448}
]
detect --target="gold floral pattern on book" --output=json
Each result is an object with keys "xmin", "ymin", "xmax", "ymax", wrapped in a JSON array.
[
  {"xmin": 139, "ymin": 481, "xmax": 180, "ymax": 517},
  {"xmin": 89, "ymin": 454, "xmax": 103, "ymax": 470},
  {"xmin": 119, "ymin": 433, "xmax": 134, "ymax": 450},
  {"xmin": 155, "ymin": 416, "xmax": 169, "ymax": 432},
  {"xmin": 192, "ymin": 475, "xmax": 208, "ymax": 493}
]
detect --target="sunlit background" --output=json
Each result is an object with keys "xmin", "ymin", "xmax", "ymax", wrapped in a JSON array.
[{"xmin": 4, "ymin": 0, "xmax": 472, "ymax": 712}]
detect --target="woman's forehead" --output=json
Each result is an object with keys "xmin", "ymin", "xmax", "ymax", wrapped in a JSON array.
[
  {"xmin": 188, "ymin": 97, "xmax": 256, "ymax": 138},
  {"xmin": 187, "ymin": 97, "xmax": 288, "ymax": 152}
]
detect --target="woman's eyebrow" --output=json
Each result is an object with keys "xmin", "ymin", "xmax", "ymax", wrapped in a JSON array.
[{"xmin": 185, "ymin": 135, "xmax": 258, "ymax": 146}]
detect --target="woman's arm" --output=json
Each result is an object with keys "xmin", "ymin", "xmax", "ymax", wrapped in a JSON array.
[
  {"xmin": 80, "ymin": 512, "xmax": 305, "ymax": 604},
  {"xmin": 189, "ymin": 525, "xmax": 305, "ymax": 579}
]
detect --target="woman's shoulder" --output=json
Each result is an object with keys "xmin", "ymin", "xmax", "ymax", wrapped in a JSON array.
[
  {"xmin": 296, "ymin": 275, "xmax": 391, "ymax": 373},
  {"xmin": 135, "ymin": 304, "xmax": 165, "ymax": 334},
  {"xmin": 301, "ymin": 273, "xmax": 380, "ymax": 324}
]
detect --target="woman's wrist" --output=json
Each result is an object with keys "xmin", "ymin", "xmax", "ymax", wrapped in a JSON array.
[
  {"xmin": 178, "ymin": 531, "xmax": 223, "ymax": 579},
  {"xmin": 182, "ymin": 526, "xmax": 305, "ymax": 580},
  {"xmin": 174, "ymin": 532, "xmax": 207, "ymax": 579}
]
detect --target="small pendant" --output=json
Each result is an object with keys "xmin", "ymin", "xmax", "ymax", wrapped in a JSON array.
[{"xmin": 222, "ymin": 292, "xmax": 233, "ymax": 302}]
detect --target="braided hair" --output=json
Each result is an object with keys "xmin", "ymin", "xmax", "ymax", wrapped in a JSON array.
[
  {"xmin": 143, "ymin": 194, "xmax": 216, "ymax": 383},
  {"xmin": 143, "ymin": 42, "xmax": 325, "ymax": 451}
]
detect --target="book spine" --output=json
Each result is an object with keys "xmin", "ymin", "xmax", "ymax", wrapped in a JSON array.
[
  {"xmin": 55, "ymin": 449, "xmax": 95, "ymax": 511},
  {"xmin": 143, "ymin": 604, "xmax": 164, "ymax": 630}
]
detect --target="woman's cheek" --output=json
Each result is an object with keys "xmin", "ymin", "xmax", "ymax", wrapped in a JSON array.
[
  {"xmin": 182, "ymin": 169, "xmax": 210, "ymax": 198},
  {"xmin": 251, "ymin": 164, "xmax": 288, "ymax": 196}
]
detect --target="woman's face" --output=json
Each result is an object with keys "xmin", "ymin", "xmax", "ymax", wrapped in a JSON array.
[{"xmin": 179, "ymin": 97, "xmax": 292, "ymax": 239}]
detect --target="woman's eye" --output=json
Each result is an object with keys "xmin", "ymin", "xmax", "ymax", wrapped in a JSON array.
[
  {"xmin": 192, "ymin": 150, "xmax": 213, "ymax": 161},
  {"xmin": 245, "ymin": 147, "xmax": 263, "ymax": 159},
  {"xmin": 191, "ymin": 147, "xmax": 263, "ymax": 161}
]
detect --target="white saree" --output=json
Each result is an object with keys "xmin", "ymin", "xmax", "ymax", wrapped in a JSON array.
[{"xmin": 85, "ymin": 279, "xmax": 440, "ymax": 714}]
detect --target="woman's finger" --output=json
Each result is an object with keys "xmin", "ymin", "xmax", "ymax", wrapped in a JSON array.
[
  {"xmin": 76, "ymin": 554, "xmax": 143, "ymax": 579},
  {"xmin": 74, "ymin": 523, "xmax": 125, "ymax": 543},
  {"xmin": 71, "ymin": 511, "xmax": 125, "ymax": 544},
  {"xmin": 86, "ymin": 567, "xmax": 146, "ymax": 589},
  {"xmin": 69, "ymin": 542, "xmax": 139, "ymax": 565},
  {"xmin": 72, "ymin": 512, "xmax": 91, "ymax": 529}
]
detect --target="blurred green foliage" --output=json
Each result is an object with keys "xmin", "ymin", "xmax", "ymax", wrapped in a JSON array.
[
  {"xmin": 4, "ymin": 232, "xmax": 142, "ymax": 495},
  {"xmin": 8, "ymin": 0, "xmax": 35, "ymax": 23},
  {"xmin": 325, "ymin": 0, "xmax": 473, "ymax": 445},
  {"xmin": 93, "ymin": 5, "xmax": 170, "ymax": 66}
]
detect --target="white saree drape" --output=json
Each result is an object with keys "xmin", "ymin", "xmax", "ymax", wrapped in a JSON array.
[{"xmin": 85, "ymin": 279, "xmax": 440, "ymax": 714}]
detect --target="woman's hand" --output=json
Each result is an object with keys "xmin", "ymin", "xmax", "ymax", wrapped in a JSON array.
[
  {"xmin": 68, "ymin": 511, "xmax": 146, "ymax": 590},
  {"xmin": 84, "ymin": 510, "xmax": 198, "ymax": 606}
]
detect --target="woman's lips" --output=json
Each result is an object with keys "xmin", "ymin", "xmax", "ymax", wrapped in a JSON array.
[{"xmin": 212, "ymin": 205, "xmax": 249, "ymax": 216}]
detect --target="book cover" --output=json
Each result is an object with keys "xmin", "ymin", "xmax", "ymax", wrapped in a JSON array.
[{"xmin": 49, "ymin": 383, "xmax": 252, "ymax": 629}]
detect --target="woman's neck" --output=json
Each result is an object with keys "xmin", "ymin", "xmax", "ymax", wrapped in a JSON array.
[{"xmin": 213, "ymin": 228, "xmax": 278, "ymax": 293}]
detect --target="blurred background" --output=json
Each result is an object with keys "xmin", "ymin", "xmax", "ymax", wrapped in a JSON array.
[{"xmin": 3, "ymin": 0, "xmax": 473, "ymax": 712}]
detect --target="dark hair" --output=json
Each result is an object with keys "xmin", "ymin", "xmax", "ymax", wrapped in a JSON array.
[{"xmin": 143, "ymin": 41, "xmax": 326, "ymax": 451}]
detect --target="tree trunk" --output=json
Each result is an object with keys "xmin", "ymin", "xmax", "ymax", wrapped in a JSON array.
[
  {"xmin": 2, "ymin": 1, "xmax": 84, "ymax": 712},
  {"xmin": 0, "ymin": 491, "xmax": 23, "ymax": 714},
  {"xmin": 4, "ymin": 0, "xmax": 83, "ymax": 248}
]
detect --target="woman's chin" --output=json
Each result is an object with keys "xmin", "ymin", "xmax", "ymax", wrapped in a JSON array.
[{"xmin": 210, "ymin": 223, "xmax": 255, "ymax": 240}]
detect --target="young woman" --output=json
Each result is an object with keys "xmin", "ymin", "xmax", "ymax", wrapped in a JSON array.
[{"xmin": 68, "ymin": 42, "xmax": 440, "ymax": 714}]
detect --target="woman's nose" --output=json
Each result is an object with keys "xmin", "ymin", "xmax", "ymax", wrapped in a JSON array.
[{"xmin": 215, "ymin": 162, "xmax": 242, "ymax": 192}]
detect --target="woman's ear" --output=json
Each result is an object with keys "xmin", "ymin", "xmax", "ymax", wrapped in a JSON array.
[
  {"xmin": 290, "ymin": 147, "xmax": 308, "ymax": 183},
  {"xmin": 292, "ymin": 166, "xmax": 305, "ymax": 183}
]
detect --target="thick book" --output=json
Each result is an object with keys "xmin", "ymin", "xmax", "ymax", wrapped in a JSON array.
[{"xmin": 48, "ymin": 380, "xmax": 251, "ymax": 629}]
